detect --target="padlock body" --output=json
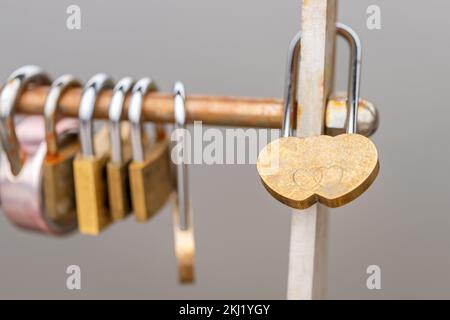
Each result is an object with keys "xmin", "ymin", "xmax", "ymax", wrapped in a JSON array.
[
  {"xmin": 129, "ymin": 140, "xmax": 171, "ymax": 222},
  {"xmin": 43, "ymin": 140, "xmax": 79, "ymax": 226},
  {"xmin": 107, "ymin": 160, "xmax": 131, "ymax": 220},
  {"xmin": 73, "ymin": 154, "xmax": 111, "ymax": 235}
]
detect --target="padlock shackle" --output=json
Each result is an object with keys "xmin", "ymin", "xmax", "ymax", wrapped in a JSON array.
[
  {"xmin": 44, "ymin": 74, "xmax": 82, "ymax": 155},
  {"xmin": 173, "ymin": 81, "xmax": 190, "ymax": 231},
  {"xmin": 108, "ymin": 77, "xmax": 134, "ymax": 164},
  {"xmin": 0, "ymin": 65, "xmax": 51, "ymax": 176},
  {"xmin": 281, "ymin": 32, "xmax": 301, "ymax": 138},
  {"xmin": 128, "ymin": 77, "xmax": 158, "ymax": 163},
  {"xmin": 336, "ymin": 23, "xmax": 362, "ymax": 134},
  {"xmin": 281, "ymin": 23, "xmax": 362, "ymax": 137},
  {"xmin": 79, "ymin": 73, "xmax": 114, "ymax": 157}
]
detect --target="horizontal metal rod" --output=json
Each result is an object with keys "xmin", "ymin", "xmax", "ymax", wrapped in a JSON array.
[{"xmin": 13, "ymin": 86, "xmax": 378, "ymax": 135}]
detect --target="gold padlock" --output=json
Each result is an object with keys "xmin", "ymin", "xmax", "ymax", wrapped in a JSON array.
[
  {"xmin": 128, "ymin": 78, "xmax": 172, "ymax": 222},
  {"xmin": 106, "ymin": 77, "xmax": 134, "ymax": 221},
  {"xmin": 73, "ymin": 73, "xmax": 114, "ymax": 235},
  {"xmin": 42, "ymin": 74, "xmax": 81, "ymax": 229},
  {"xmin": 257, "ymin": 24, "xmax": 379, "ymax": 209}
]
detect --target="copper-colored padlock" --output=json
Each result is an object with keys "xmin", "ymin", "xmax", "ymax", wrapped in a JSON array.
[
  {"xmin": 128, "ymin": 78, "xmax": 172, "ymax": 222},
  {"xmin": 106, "ymin": 77, "xmax": 134, "ymax": 221},
  {"xmin": 0, "ymin": 65, "xmax": 77, "ymax": 234},
  {"xmin": 42, "ymin": 74, "xmax": 81, "ymax": 228},
  {"xmin": 257, "ymin": 24, "xmax": 379, "ymax": 209},
  {"xmin": 73, "ymin": 73, "xmax": 114, "ymax": 235}
]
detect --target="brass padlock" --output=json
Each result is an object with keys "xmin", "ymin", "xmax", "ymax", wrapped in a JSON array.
[
  {"xmin": 42, "ymin": 74, "xmax": 81, "ymax": 228},
  {"xmin": 107, "ymin": 77, "xmax": 134, "ymax": 221},
  {"xmin": 257, "ymin": 24, "xmax": 379, "ymax": 209},
  {"xmin": 73, "ymin": 73, "xmax": 114, "ymax": 235},
  {"xmin": 128, "ymin": 78, "xmax": 172, "ymax": 222}
]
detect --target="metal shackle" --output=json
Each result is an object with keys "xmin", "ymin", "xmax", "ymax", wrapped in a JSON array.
[
  {"xmin": 282, "ymin": 23, "xmax": 362, "ymax": 137},
  {"xmin": 0, "ymin": 65, "xmax": 51, "ymax": 175},
  {"xmin": 128, "ymin": 77, "xmax": 158, "ymax": 162},
  {"xmin": 44, "ymin": 74, "xmax": 82, "ymax": 155},
  {"xmin": 108, "ymin": 77, "xmax": 134, "ymax": 164},
  {"xmin": 173, "ymin": 81, "xmax": 190, "ymax": 231},
  {"xmin": 79, "ymin": 73, "xmax": 115, "ymax": 157}
]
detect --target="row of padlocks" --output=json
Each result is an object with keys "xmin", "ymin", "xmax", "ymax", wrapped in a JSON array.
[
  {"xmin": 0, "ymin": 23, "xmax": 379, "ymax": 286},
  {"xmin": 0, "ymin": 66, "xmax": 194, "ymax": 282}
]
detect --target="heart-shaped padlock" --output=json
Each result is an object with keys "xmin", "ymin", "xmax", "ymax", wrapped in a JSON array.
[{"xmin": 257, "ymin": 24, "xmax": 379, "ymax": 209}]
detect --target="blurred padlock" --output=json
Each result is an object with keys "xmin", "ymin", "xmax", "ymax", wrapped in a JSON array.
[
  {"xmin": 171, "ymin": 82, "xmax": 195, "ymax": 283},
  {"xmin": 128, "ymin": 78, "xmax": 172, "ymax": 222},
  {"xmin": 0, "ymin": 65, "xmax": 76, "ymax": 234},
  {"xmin": 73, "ymin": 73, "xmax": 114, "ymax": 235},
  {"xmin": 42, "ymin": 74, "xmax": 81, "ymax": 227},
  {"xmin": 107, "ymin": 77, "xmax": 134, "ymax": 220}
]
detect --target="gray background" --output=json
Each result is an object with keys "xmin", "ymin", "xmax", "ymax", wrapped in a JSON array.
[{"xmin": 0, "ymin": 0, "xmax": 448, "ymax": 299}]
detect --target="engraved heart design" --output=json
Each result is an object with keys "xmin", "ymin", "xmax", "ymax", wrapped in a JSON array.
[
  {"xmin": 293, "ymin": 165, "xmax": 344, "ymax": 191},
  {"xmin": 257, "ymin": 134, "xmax": 379, "ymax": 209}
]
